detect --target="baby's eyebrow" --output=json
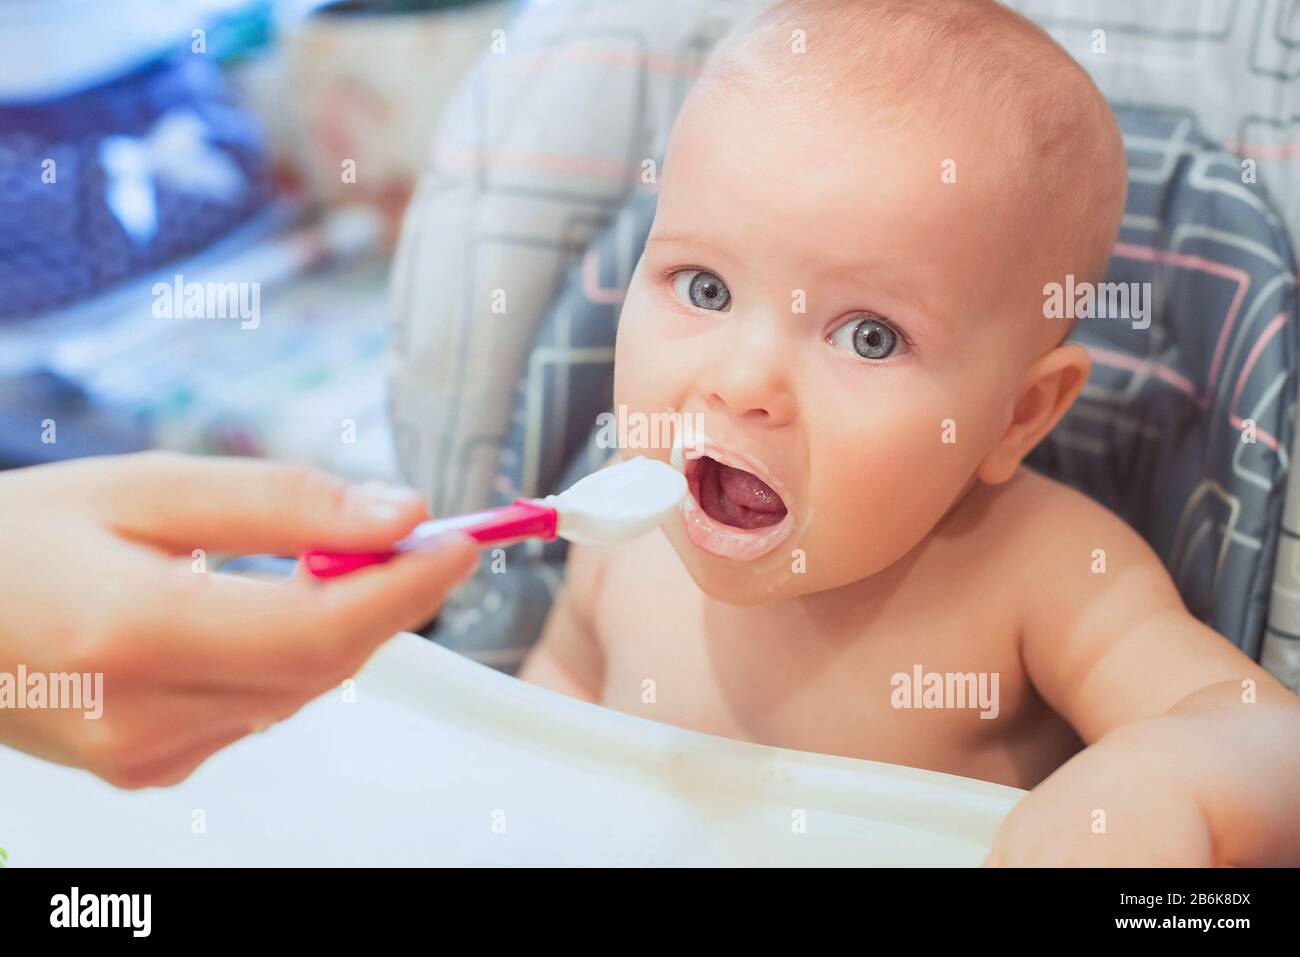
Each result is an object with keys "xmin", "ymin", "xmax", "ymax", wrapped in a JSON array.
[
  {"xmin": 645, "ymin": 231, "xmax": 738, "ymax": 266},
  {"xmin": 645, "ymin": 231, "xmax": 696, "ymax": 247}
]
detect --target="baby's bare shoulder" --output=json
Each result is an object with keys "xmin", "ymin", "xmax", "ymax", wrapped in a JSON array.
[
  {"xmin": 972, "ymin": 467, "xmax": 1186, "ymax": 645},
  {"xmin": 944, "ymin": 467, "xmax": 1180, "ymax": 627},
  {"xmin": 982, "ymin": 471, "xmax": 1255, "ymax": 746},
  {"xmin": 558, "ymin": 538, "xmax": 611, "ymax": 619},
  {"xmin": 564, "ymin": 525, "xmax": 683, "ymax": 617},
  {"xmin": 974, "ymin": 467, "xmax": 1165, "ymax": 570}
]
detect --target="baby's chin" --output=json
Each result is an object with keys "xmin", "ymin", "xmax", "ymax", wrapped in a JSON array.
[{"xmin": 660, "ymin": 519, "xmax": 813, "ymax": 607}]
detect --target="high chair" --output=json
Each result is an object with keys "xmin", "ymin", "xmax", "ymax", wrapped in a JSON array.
[{"xmin": 387, "ymin": 0, "xmax": 1300, "ymax": 692}]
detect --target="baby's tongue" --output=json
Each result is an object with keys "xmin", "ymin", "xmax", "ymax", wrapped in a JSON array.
[{"xmin": 716, "ymin": 461, "xmax": 785, "ymax": 513}]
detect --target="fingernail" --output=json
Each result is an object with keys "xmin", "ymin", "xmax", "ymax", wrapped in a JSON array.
[{"xmin": 346, "ymin": 481, "xmax": 424, "ymax": 521}]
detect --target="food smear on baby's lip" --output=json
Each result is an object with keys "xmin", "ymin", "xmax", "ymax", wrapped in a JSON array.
[
  {"xmin": 548, "ymin": 455, "xmax": 686, "ymax": 545},
  {"xmin": 670, "ymin": 422, "xmax": 706, "ymax": 474}
]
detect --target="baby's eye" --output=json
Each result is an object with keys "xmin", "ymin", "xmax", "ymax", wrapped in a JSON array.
[
  {"xmin": 828, "ymin": 313, "xmax": 906, "ymax": 361},
  {"xmin": 672, "ymin": 269, "xmax": 731, "ymax": 312}
]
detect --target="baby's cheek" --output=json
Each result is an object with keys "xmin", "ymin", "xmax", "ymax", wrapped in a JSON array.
[
  {"xmin": 613, "ymin": 304, "xmax": 658, "ymax": 409},
  {"xmin": 806, "ymin": 402, "xmax": 981, "ymax": 575}
]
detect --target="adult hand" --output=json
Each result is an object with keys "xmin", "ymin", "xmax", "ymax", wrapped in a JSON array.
[{"xmin": 0, "ymin": 451, "xmax": 477, "ymax": 789}]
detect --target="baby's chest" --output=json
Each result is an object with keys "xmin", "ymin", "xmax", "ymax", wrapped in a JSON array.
[{"xmin": 589, "ymin": 535, "xmax": 1055, "ymax": 779}]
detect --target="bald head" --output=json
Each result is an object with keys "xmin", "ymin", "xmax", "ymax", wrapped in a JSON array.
[{"xmin": 701, "ymin": 0, "xmax": 1128, "ymax": 343}]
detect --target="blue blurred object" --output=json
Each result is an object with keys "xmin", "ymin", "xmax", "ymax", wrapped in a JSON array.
[
  {"xmin": 0, "ymin": 52, "xmax": 273, "ymax": 320},
  {"xmin": 0, "ymin": 369, "xmax": 153, "ymax": 468}
]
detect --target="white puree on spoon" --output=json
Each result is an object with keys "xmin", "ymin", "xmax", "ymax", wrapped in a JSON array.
[{"xmin": 544, "ymin": 455, "xmax": 686, "ymax": 545}]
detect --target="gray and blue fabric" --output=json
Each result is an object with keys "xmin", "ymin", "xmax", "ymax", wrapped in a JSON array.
[{"xmin": 1026, "ymin": 105, "xmax": 1297, "ymax": 666}]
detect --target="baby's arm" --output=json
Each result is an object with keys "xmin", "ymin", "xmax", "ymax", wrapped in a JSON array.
[
  {"xmin": 991, "ymin": 488, "xmax": 1300, "ymax": 866},
  {"xmin": 516, "ymin": 540, "xmax": 608, "ymax": 704}
]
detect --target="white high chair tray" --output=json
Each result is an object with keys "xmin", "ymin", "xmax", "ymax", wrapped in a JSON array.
[{"xmin": 0, "ymin": 633, "xmax": 1025, "ymax": 866}]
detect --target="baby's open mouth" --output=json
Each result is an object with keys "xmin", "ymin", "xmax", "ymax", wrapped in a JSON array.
[
  {"xmin": 678, "ymin": 446, "xmax": 795, "ymax": 561},
  {"xmin": 690, "ymin": 456, "xmax": 788, "ymax": 529}
]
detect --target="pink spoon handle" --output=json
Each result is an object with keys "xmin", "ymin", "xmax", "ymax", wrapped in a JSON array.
[{"xmin": 301, "ymin": 499, "xmax": 558, "ymax": 579}]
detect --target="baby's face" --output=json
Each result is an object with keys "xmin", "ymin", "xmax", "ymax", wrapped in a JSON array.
[{"xmin": 614, "ymin": 79, "xmax": 1044, "ymax": 605}]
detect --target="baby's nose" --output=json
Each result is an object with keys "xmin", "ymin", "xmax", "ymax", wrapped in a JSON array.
[{"xmin": 699, "ymin": 324, "xmax": 797, "ymax": 425}]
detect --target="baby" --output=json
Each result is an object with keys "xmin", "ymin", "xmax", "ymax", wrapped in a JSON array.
[{"xmin": 518, "ymin": 0, "xmax": 1300, "ymax": 865}]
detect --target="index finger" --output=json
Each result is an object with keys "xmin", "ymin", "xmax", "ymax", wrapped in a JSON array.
[{"xmin": 81, "ymin": 452, "xmax": 432, "ymax": 555}]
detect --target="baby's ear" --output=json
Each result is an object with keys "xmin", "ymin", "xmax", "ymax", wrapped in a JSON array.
[{"xmin": 976, "ymin": 344, "xmax": 1090, "ymax": 485}]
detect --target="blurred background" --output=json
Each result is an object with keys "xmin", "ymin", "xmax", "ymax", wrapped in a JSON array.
[{"xmin": 0, "ymin": 0, "xmax": 514, "ymax": 479}]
